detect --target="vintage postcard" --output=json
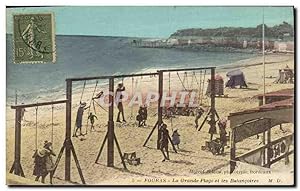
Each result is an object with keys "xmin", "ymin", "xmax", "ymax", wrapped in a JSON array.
[{"xmin": 6, "ymin": 6, "xmax": 295, "ymax": 186}]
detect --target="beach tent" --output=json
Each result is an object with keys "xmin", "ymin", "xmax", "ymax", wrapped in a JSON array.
[
  {"xmin": 225, "ymin": 69, "xmax": 247, "ymax": 88},
  {"xmin": 274, "ymin": 65, "xmax": 294, "ymax": 84},
  {"xmin": 206, "ymin": 74, "xmax": 224, "ymax": 96}
]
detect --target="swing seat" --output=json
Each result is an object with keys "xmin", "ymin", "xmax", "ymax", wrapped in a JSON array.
[{"xmin": 123, "ymin": 152, "xmax": 141, "ymax": 166}]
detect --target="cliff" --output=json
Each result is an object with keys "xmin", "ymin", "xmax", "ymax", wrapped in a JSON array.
[{"xmin": 170, "ymin": 22, "xmax": 294, "ymax": 40}]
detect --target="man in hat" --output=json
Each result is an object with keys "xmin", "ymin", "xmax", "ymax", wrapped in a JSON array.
[
  {"xmin": 115, "ymin": 83, "xmax": 126, "ymax": 123},
  {"xmin": 159, "ymin": 123, "xmax": 170, "ymax": 162},
  {"xmin": 73, "ymin": 102, "xmax": 90, "ymax": 137}
]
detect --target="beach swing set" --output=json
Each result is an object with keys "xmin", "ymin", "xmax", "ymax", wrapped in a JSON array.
[
  {"xmin": 9, "ymin": 66, "xmax": 219, "ymax": 185},
  {"xmin": 66, "ymin": 72, "xmax": 159, "ymax": 172},
  {"xmin": 9, "ymin": 99, "xmax": 86, "ymax": 184},
  {"xmin": 143, "ymin": 67, "xmax": 218, "ymax": 150}
]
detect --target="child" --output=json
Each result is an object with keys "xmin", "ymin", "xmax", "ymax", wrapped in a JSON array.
[
  {"xmin": 172, "ymin": 129, "xmax": 181, "ymax": 149},
  {"xmin": 88, "ymin": 112, "xmax": 98, "ymax": 131}
]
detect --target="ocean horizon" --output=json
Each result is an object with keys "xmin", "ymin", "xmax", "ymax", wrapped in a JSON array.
[{"xmin": 6, "ymin": 34, "xmax": 257, "ymax": 105}]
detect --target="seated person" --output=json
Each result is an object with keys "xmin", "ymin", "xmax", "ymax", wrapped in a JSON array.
[{"xmin": 136, "ymin": 105, "xmax": 147, "ymax": 127}]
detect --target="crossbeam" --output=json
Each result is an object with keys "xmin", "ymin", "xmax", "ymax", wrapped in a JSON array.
[
  {"xmin": 66, "ymin": 72, "xmax": 158, "ymax": 82},
  {"xmin": 11, "ymin": 99, "xmax": 68, "ymax": 109},
  {"xmin": 158, "ymin": 66, "xmax": 215, "ymax": 73}
]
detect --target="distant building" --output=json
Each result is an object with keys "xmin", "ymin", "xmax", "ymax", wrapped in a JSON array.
[
  {"xmin": 166, "ymin": 38, "xmax": 179, "ymax": 46},
  {"xmin": 243, "ymin": 40, "xmax": 247, "ymax": 48},
  {"xmin": 274, "ymin": 41, "xmax": 294, "ymax": 53}
]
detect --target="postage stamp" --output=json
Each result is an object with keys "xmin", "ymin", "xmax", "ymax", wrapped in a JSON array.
[{"xmin": 13, "ymin": 13, "xmax": 56, "ymax": 63}]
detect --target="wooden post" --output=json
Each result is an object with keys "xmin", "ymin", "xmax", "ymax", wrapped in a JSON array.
[
  {"xmin": 157, "ymin": 71, "xmax": 163, "ymax": 149},
  {"xmin": 210, "ymin": 68, "xmax": 216, "ymax": 138},
  {"xmin": 262, "ymin": 131, "xmax": 266, "ymax": 166},
  {"xmin": 266, "ymin": 119, "xmax": 271, "ymax": 168},
  {"xmin": 230, "ymin": 129, "xmax": 236, "ymax": 173},
  {"xmin": 107, "ymin": 77, "xmax": 114, "ymax": 167},
  {"xmin": 14, "ymin": 108, "xmax": 22, "ymax": 175},
  {"xmin": 65, "ymin": 79, "xmax": 72, "ymax": 181}
]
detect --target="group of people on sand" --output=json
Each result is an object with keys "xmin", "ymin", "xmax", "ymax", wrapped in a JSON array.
[
  {"xmin": 163, "ymin": 103, "xmax": 195, "ymax": 119},
  {"xmin": 73, "ymin": 83, "xmax": 151, "ymax": 137}
]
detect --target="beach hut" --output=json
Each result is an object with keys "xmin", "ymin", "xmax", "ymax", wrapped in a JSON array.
[
  {"xmin": 225, "ymin": 69, "xmax": 247, "ymax": 88},
  {"xmin": 206, "ymin": 74, "xmax": 224, "ymax": 96},
  {"xmin": 274, "ymin": 66, "xmax": 294, "ymax": 84}
]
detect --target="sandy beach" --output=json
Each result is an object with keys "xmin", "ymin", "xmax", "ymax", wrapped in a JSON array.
[{"xmin": 6, "ymin": 53, "xmax": 294, "ymax": 185}]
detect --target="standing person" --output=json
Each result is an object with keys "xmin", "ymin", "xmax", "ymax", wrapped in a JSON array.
[
  {"xmin": 142, "ymin": 105, "xmax": 148, "ymax": 126},
  {"xmin": 195, "ymin": 107, "xmax": 205, "ymax": 128},
  {"xmin": 218, "ymin": 119, "xmax": 227, "ymax": 154},
  {"xmin": 88, "ymin": 112, "xmax": 98, "ymax": 131},
  {"xmin": 159, "ymin": 123, "xmax": 170, "ymax": 162},
  {"xmin": 172, "ymin": 129, "xmax": 181, "ymax": 149},
  {"xmin": 116, "ymin": 83, "xmax": 126, "ymax": 122},
  {"xmin": 73, "ymin": 102, "xmax": 89, "ymax": 137},
  {"xmin": 208, "ymin": 114, "xmax": 217, "ymax": 141},
  {"xmin": 32, "ymin": 141, "xmax": 56, "ymax": 184}
]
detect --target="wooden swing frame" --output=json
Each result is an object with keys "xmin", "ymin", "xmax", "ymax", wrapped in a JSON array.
[{"xmin": 10, "ymin": 66, "xmax": 217, "ymax": 185}]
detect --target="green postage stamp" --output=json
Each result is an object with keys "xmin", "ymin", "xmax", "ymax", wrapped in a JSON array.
[{"xmin": 13, "ymin": 13, "xmax": 56, "ymax": 63}]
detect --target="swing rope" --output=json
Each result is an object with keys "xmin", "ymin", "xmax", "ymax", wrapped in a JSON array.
[
  {"xmin": 193, "ymin": 71, "xmax": 200, "ymax": 87},
  {"xmin": 93, "ymin": 100, "xmax": 108, "ymax": 112},
  {"xmin": 198, "ymin": 70, "xmax": 203, "ymax": 105},
  {"xmin": 176, "ymin": 72, "xmax": 187, "ymax": 91},
  {"xmin": 35, "ymin": 106, "xmax": 38, "ymax": 150},
  {"xmin": 200, "ymin": 70, "xmax": 207, "ymax": 105},
  {"xmin": 191, "ymin": 72, "xmax": 195, "ymax": 90},
  {"xmin": 79, "ymin": 81, "xmax": 86, "ymax": 103},
  {"xmin": 168, "ymin": 72, "xmax": 174, "ymax": 132},
  {"xmin": 130, "ymin": 77, "xmax": 134, "ymax": 119},
  {"xmin": 51, "ymin": 104, "xmax": 54, "ymax": 145},
  {"xmin": 86, "ymin": 80, "xmax": 98, "ymax": 134},
  {"xmin": 92, "ymin": 99, "xmax": 97, "ymax": 114},
  {"xmin": 185, "ymin": 72, "xmax": 190, "ymax": 90}
]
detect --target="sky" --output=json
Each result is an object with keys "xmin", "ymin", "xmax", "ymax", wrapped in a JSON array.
[{"xmin": 6, "ymin": 6, "xmax": 294, "ymax": 38}]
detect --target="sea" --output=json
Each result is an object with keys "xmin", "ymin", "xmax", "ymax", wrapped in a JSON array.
[{"xmin": 6, "ymin": 35, "xmax": 257, "ymax": 105}]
